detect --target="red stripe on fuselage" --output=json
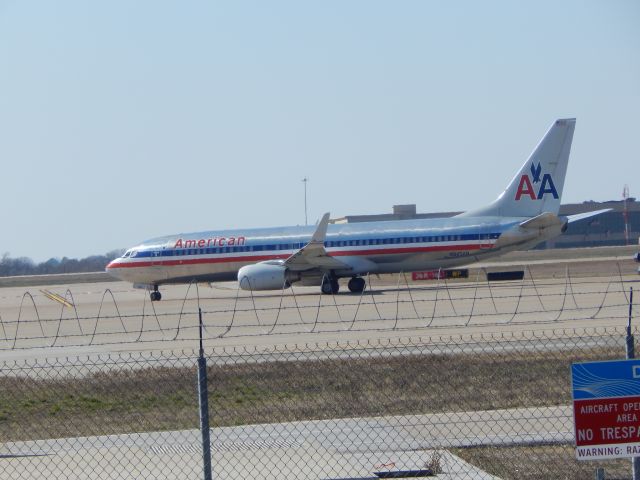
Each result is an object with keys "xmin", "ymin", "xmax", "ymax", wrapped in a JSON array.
[
  {"xmin": 107, "ymin": 254, "xmax": 290, "ymax": 269},
  {"xmin": 107, "ymin": 243, "xmax": 489, "ymax": 270}
]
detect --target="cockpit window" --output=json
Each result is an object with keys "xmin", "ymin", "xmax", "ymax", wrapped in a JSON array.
[{"xmin": 122, "ymin": 250, "xmax": 131, "ymax": 258}]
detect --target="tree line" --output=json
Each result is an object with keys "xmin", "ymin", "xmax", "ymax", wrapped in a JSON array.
[{"xmin": 0, "ymin": 250, "xmax": 124, "ymax": 277}]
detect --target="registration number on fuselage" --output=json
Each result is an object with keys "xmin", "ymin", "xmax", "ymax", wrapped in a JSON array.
[{"xmin": 447, "ymin": 251, "xmax": 470, "ymax": 258}]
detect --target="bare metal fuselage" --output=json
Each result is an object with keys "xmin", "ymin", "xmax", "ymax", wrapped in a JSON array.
[{"xmin": 106, "ymin": 215, "xmax": 562, "ymax": 286}]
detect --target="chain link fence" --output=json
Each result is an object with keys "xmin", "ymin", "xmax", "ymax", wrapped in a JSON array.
[
  {"xmin": 2, "ymin": 325, "xmax": 639, "ymax": 479},
  {"xmin": 1, "ymin": 264, "xmax": 635, "ymax": 349}
]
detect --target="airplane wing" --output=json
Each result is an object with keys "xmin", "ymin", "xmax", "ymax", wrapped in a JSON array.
[{"xmin": 284, "ymin": 213, "xmax": 351, "ymax": 272}]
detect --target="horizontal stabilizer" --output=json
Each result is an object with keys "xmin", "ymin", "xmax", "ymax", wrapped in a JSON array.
[
  {"xmin": 519, "ymin": 212, "xmax": 563, "ymax": 230},
  {"xmin": 566, "ymin": 208, "xmax": 611, "ymax": 223}
]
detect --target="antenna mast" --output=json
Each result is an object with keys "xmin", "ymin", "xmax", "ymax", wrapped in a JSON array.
[{"xmin": 623, "ymin": 184, "xmax": 630, "ymax": 246}]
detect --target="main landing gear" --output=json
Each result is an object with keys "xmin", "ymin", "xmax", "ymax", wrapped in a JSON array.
[
  {"xmin": 321, "ymin": 275, "xmax": 366, "ymax": 295},
  {"xmin": 321, "ymin": 275, "xmax": 340, "ymax": 295},
  {"xmin": 347, "ymin": 276, "xmax": 366, "ymax": 293},
  {"xmin": 150, "ymin": 286, "xmax": 162, "ymax": 302}
]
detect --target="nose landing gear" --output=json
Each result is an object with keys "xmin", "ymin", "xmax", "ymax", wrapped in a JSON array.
[{"xmin": 150, "ymin": 286, "xmax": 162, "ymax": 302}]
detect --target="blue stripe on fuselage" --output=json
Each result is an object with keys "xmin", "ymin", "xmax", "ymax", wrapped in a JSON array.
[
  {"xmin": 128, "ymin": 217, "xmax": 523, "ymax": 259},
  {"xmin": 131, "ymin": 232, "xmax": 503, "ymax": 259}
]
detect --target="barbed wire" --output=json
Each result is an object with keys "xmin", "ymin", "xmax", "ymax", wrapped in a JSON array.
[
  {"xmin": 0, "ymin": 274, "xmax": 632, "ymax": 344},
  {"xmin": 0, "ymin": 262, "xmax": 636, "ymax": 350}
]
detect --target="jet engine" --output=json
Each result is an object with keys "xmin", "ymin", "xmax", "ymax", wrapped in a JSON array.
[{"xmin": 237, "ymin": 261, "xmax": 298, "ymax": 291}]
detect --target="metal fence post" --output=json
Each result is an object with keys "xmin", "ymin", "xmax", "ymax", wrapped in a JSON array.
[
  {"xmin": 198, "ymin": 307, "xmax": 213, "ymax": 480},
  {"xmin": 627, "ymin": 287, "xmax": 635, "ymax": 359},
  {"xmin": 626, "ymin": 288, "xmax": 639, "ymax": 480}
]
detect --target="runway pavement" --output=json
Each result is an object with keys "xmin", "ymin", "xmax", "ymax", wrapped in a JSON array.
[
  {"xmin": 1, "ymin": 406, "xmax": 570, "ymax": 479},
  {"xmin": 0, "ymin": 256, "xmax": 637, "ymax": 360}
]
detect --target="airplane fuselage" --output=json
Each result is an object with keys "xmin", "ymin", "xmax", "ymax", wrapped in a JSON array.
[{"xmin": 106, "ymin": 215, "xmax": 559, "ymax": 286}]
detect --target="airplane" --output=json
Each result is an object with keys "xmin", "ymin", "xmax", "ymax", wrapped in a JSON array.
[{"xmin": 106, "ymin": 118, "xmax": 608, "ymax": 301}]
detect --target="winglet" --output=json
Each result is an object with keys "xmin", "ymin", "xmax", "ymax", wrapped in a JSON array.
[
  {"xmin": 310, "ymin": 212, "xmax": 331, "ymax": 244},
  {"xmin": 285, "ymin": 212, "xmax": 348, "ymax": 271}
]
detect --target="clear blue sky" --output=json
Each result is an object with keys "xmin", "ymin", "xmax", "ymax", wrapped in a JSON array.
[{"xmin": 1, "ymin": 1, "xmax": 638, "ymax": 261}]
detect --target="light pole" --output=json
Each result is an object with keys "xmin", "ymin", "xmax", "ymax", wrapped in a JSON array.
[{"xmin": 302, "ymin": 177, "xmax": 308, "ymax": 226}]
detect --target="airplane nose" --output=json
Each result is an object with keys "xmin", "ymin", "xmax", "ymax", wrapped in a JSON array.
[{"xmin": 105, "ymin": 259, "xmax": 123, "ymax": 279}]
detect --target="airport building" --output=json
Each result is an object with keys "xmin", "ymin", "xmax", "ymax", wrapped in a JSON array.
[{"xmin": 331, "ymin": 199, "xmax": 640, "ymax": 249}]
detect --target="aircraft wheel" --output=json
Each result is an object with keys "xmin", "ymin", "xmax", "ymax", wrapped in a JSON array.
[
  {"xmin": 150, "ymin": 290, "xmax": 162, "ymax": 302},
  {"xmin": 348, "ymin": 277, "xmax": 366, "ymax": 293},
  {"xmin": 321, "ymin": 277, "xmax": 340, "ymax": 295}
]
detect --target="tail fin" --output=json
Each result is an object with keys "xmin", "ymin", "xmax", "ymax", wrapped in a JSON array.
[{"xmin": 458, "ymin": 118, "xmax": 575, "ymax": 218}]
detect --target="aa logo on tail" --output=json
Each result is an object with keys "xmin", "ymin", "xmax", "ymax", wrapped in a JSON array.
[{"xmin": 515, "ymin": 162, "xmax": 558, "ymax": 200}]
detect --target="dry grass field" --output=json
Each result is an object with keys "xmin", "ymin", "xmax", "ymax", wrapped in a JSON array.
[{"xmin": 0, "ymin": 345, "xmax": 623, "ymax": 443}]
